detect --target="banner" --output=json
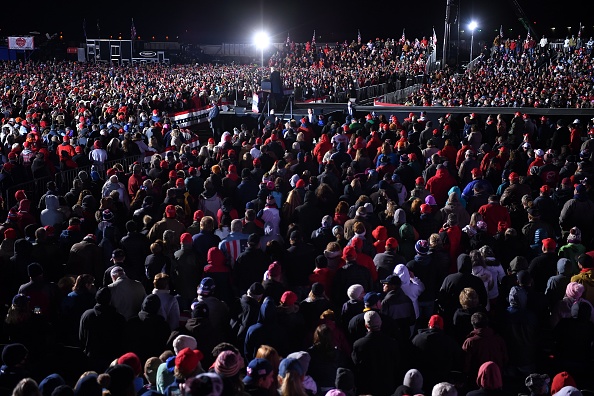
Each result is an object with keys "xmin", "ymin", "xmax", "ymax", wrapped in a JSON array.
[
  {"xmin": 169, "ymin": 106, "xmax": 212, "ymax": 128},
  {"xmin": 8, "ymin": 36, "xmax": 34, "ymax": 50}
]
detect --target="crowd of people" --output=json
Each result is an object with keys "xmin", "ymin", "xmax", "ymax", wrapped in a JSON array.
[
  {"xmin": 407, "ymin": 35, "xmax": 594, "ymax": 108},
  {"xmin": 2, "ymin": 51, "xmax": 594, "ymax": 396}
]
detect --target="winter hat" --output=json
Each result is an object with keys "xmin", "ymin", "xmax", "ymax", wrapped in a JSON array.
[
  {"xmin": 173, "ymin": 335, "xmax": 198, "ymax": 354},
  {"xmin": 403, "ymin": 369, "xmax": 424, "ymax": 394},
  {"xmin": 175, "ymin": 348, "xmax": 204, "ymax": 375},
  {"xmin": 193, "ymin": 210, "xmax": 205, "ymax": 221},
  {"xmin": 311, "ymin": 282, "xmax": 325, "ymax": 297},
  {"xmin": 214, "ymin": 350, "xmax": 243, "ymax": 378},
  {"xmin": 565, "ymin": 282, "xmax": 585, "ymax": 300},
  {"xmin": 248, "ymin": 282, "xmax": 264, "ymax": 298},
  {"xmin": 4, "ymin": 228, "xmax": 16, "ymax": 239},
  {"xmin": 347, "ymin": 284, "xmax": 364, "ymax": 300},
  {"xmin": 322, "ymin": 215, "xmax": 333, "ymax": 228},
  {"xmin": 117, "ymin": 352, "xmax": 142, "ymax": 377},
  {"xmin": 325, "ymin": 391, "xmax": 346, "ymax": 396},
  {"xmin": 415, "ymin": 239, "xmax": 430, "ymax": 255},
  {"xmin": 551, "ymin": 372, "xmax": 577, "ymax": 395},
  {"xmin": 567, "ymin": 227, "xmax": 582, "ymax": 243},
  {"xmin": 290, "ymin": 174, "xmax": 300, "ymax": 188}
]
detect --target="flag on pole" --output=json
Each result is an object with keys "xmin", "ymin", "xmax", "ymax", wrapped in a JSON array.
[
  {"xmin": 578, "ymin": 22, "xmax": 582, "ymax": 38},
  {"xmin": 432, "ymin": 27, "xmax": 438, "ymax": 48},
  {"xmin": 286, "ymin": 31, "xmax": 290, "ymax": 45},
  {"xmin": 401, "ymin": 28, "xmax": 406, "ymax": 43},
  {"xmin": 357, "ymin": 29, "xmax": 361, "ymax": 45},
  {"xmin": 83, "ymin": 18, "xmax": 87, "ymax": 40},
  {"xmin": 131, "ymin": 18, "xmax": 137, "ymax": 40},
  {"xmin": 312, "ymin": 30, "xmax": 316, "ymax": 45},
  {"xmin": 500, "ymin": 25, "xmax": 504, "ymax": 38}
]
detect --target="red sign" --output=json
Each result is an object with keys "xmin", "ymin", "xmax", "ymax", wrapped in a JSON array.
[{"xmin": 67, "ymin": 47, "xmax": 78, "ymax": 54}]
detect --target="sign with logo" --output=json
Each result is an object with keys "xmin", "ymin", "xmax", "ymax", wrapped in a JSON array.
[
  {"xmin": 8, "ymin": 36, "xmax": 35, "ymax": 50},
  {"xmin": 67, "ymin": 47, "xmax": 78, "ymax": 54},
  {"xmin": 139, "ymin": 51, "xmax": 156, "ymax": 57}
]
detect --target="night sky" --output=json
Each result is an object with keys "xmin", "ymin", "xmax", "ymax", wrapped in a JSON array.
[{"xmin": 1, "ymin": 0, "xmax": 587, "ymax": 46}]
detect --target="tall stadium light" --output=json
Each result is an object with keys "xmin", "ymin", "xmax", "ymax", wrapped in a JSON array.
[
  {"xmin": 254, "ymin": 31, "xmax": 270, "ymax": 75},
  {"xmin": 468, "ymin": 21, "xmax": 478, "ymax": 62}
]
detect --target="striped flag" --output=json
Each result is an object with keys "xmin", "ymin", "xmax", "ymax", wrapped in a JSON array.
[
  {"xmin": 401, "ymin": 28, "xmax": 406, "ymax": 43},
  {"xmin": 357, "ymin": 29, "xmax": 361, "ymax": 45},
  {"xmin": 500, "ymin": 25, "xmax": 504, "ymax": 38},
  {"xmin": 286, "ymin": 31, "xmax": 290, "ymax": 45},
  {"xmin": 312, "ymin": 30, "xmax": 316, "ymax": 45}
]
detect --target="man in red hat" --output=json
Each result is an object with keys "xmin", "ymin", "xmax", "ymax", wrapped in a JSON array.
[{"xmin": 147, "ymin": 204, "xmax": 186, "ymax": 242}]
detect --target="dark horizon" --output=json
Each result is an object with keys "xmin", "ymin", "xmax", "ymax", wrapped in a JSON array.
[{"xmin": 1, "ymin": 0, "xmax": 588, "ymax": 46}]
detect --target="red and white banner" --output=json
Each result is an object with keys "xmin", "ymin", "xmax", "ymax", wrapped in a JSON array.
[
  {"xmin": 8, "ymin": 36, "xmax": 35, "ymax": 50},
  {"xmin": 169, "ymin": 106, "xmax": 212, "ymax": 128}
]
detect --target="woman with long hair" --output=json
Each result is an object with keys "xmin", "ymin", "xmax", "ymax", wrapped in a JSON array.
[
  {"xmin": 277, "ymin": 358, "xmax": 308, "ymax": 396},
  {"xmin": 333, "ymin": 201, "xmax": 349, "ymax": 226}
]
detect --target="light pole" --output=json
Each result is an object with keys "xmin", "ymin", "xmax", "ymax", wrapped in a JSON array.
[
  {"xmin": 253, "ymin": 31, "xmax": 270, "ymax": 80},
  {"xmin": 469, "ymin": 21, "xmax": 478, "ymax": 62}
]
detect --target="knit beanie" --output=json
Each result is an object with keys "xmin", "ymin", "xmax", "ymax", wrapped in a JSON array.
[{"xmin": 214, "ymin": 350, "xmax": 243, "ymax": 378}]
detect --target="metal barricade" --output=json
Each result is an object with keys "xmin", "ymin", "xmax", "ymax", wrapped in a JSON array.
[{"xmin": 5, "ymin": 175, "xmax": 53, "ymax": 209}]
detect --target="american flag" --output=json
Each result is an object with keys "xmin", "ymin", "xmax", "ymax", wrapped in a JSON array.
[
  {"xmin": 432, "ymin": 27, "xmax": 438, "ymax": 48},
  {"xmin": 357, "ymin": 29, "xmax": 361, "ymax": 45},
  {"xmin": 401, "ymin": 28, "xmax": 406, "ymax": 43},
  {"xmin": 131, "ymin": 18, "xmax": 137, "ymax": 41},
  {"xmin": 500, "ymin": 25, "xmax": 504, "ymax": 38},
  {"xmin": 312, "ymin": 30, "xmax": 316, "ymax": 45}
]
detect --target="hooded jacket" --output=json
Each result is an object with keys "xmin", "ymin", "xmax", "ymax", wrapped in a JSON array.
[
  {"xmin": 394, "ymin": 264, "xmax": 425, "ymax": 318},
  {"xmin": 545, "ymin": 258, "xmax": 573, "ymax": 306},
  {"xmin": 426, "ymin": 168, "xmax": 457, "ymax": 207},
  {"xmin": 438, "ymin": 254, "xmax": 488, "ymax": 316},
  {"xmin": 244, "ymin": 297, "xmax": 288, "ymax": 360},
  {"xmin": 40, "ymin": 195, "xmax": 66, "ymax": 228}
]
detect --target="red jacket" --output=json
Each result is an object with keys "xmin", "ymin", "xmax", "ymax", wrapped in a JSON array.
[
  {"xmin": 426, "ymin": 168, "xmax": 457, "ymax": 207},
  {"xmin": 478, "ymin": 202, "xmax": 511, "ymax": 236}
]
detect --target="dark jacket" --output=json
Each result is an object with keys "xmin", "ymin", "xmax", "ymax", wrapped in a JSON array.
[
  {"xmin": 352, "ymin": 330, "xmax": 401, "ymax": 396},
  {"xmin": 244, "ymin": 297, "xmax": 288, "ymax": 360},
  {"xmin": 234, "ymin": 246, "xmax": 271, "ymax": 294},
  {"xmin": 411, "ymin": 327, "xmax": 462, "ymax": 390},
  {"xmin": 332, "ymin": 260, "xmax": 373, "ymax": 308}
]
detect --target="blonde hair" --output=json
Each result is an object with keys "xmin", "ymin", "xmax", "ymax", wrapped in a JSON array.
[{"xmin": 278, "ymin": 371, "xmax": 307, "ymax": 396}]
